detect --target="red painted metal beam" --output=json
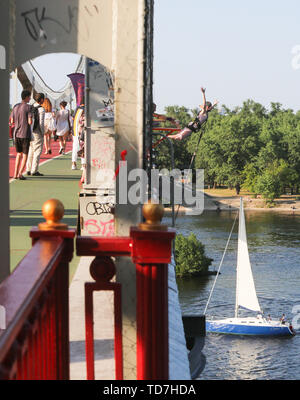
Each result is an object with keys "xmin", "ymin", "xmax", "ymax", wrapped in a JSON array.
[
  {"xmin": 152, "ymin": 127, "xmax": 181, "ymax": 132},
  {"xmin": 76, "ymin": 237, "xmax": 132, "ymax": 257},
  {"xmin": 131, "ymin": 227, "xmax": 175, "ymax": 380}
]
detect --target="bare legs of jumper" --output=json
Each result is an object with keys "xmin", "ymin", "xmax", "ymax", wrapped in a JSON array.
[{"xmin": 168, "ymin": 127, "xmax": 193, "ymax": 141}]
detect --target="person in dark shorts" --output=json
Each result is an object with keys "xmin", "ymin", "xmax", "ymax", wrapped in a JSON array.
[{"xmin": 10, "ymin": 90, "xmax": 32, "ymax": 180}]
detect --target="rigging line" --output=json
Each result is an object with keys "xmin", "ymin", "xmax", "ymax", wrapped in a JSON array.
[
  {"xmin": 26, "ymin": 55, "xmax": 84, "ymax": 95},
  {"xmin": 203, "ymin": 211, "xmax": 239, "ymax": 316},
  {"xmin": 28, "ymin": 60, "xmax": 73, "ymax": 94},
  {"xmin": 174, "ymin": 122, "xmax": 206, "ymax": 222}
]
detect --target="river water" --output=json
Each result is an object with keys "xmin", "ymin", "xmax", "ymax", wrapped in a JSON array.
[{"xmin": 167, "ymin": 210, "xmax": 300, "ymax": 380}]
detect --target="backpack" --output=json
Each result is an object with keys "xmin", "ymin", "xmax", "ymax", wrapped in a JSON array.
[{"xmin": 32, "ymin": 105, "xmax": 42, "ymax": 131}]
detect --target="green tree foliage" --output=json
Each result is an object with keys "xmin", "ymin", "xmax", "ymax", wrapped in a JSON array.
[
  {"xmin": 153, "ymin": 99, "xmax": 300, "ymax": 200},
  {"xmin": 174, "ymin": 233, "xmax": 213, "ymax": 277}
]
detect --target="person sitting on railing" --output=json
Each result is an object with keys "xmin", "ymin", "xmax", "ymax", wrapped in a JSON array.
[{"xmin": 168, "ymin": 87, "xmax": 218, "ymax": 141}]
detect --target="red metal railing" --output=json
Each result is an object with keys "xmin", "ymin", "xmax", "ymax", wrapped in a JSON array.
[
  {"xmin": 0, "ymin": 199, "xmax": 174, "ymax": 380},
  {"xmin": 0, "ymin": 228, "xmax": 75, "ymax": 380},
  {"xmin": 77, "ymin": 225, "xmax": 175, "ymax": 380}
]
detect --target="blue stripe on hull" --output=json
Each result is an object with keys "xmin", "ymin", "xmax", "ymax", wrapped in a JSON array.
[{"xmin": 206, "ymin": 321, "xmax": 293, "ymax": 336}]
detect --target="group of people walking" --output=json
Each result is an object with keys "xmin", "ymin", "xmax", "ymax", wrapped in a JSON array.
[{"xmin": 10, "ymin": 90, "xmax": 84, "ymax": 180}]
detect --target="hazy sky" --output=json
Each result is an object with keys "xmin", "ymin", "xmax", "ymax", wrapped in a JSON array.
[
  {"xmin": 10, "ymin": 53, "xmax": 80, "ymax": 106},
  {"xmin": 11, "ymin": 1, "xmax": 300, "ymax": 113},
  {"xmin": 154, "ymin": 0, "xmax": 300, "ymax": 113}
]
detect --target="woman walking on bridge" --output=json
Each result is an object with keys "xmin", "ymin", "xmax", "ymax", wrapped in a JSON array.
[
  {"xmin": 56, "ymin": 101, "xmax": 72, "ymax": 155},
  {"xmin": 42, "ymin": 98, "xmax": 56, "ymax": 155}
]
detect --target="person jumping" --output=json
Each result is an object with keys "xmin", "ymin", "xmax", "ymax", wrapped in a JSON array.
[{"xmin": 168, "ymin": 87, "xmax": 218, "ymax": 141}]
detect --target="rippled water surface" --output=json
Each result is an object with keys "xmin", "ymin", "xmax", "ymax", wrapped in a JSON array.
[{"xmin": 166, "ymin": 211, "xmax": 300, "ymax": 380}]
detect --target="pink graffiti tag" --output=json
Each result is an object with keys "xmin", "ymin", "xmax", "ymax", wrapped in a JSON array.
[
  {"xmin": 84, "ymin": 218, "xmax": 114, "ymax": 237},
  {"xmin": 91, "ymin": 159, "xmax": 107, "ymax": 169}
]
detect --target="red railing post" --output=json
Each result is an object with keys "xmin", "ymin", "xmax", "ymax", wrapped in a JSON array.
[
  {"xmin": 30, "ymin": 199, "xmax": 75, "ymax": 380},
  {"xmin": 0, "ymin": 199, "xmax": 75, "ymax": 380},
  {"xmin": 130, "ymin": 202, "xmax": 175, "ymax": 380},
  {"xmin": 76, "ymin": 201, "xmax": 176, "ymax": 380}
]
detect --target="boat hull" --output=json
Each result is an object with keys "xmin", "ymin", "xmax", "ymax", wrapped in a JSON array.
[{"xmin": 206, "ymin": 318, "xmax": 295, "ymax": 337}]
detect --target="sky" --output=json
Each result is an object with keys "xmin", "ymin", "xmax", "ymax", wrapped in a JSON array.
[
  {"xmin": 10, "ymin": 53, "xmax": 81, "ymax": 106},
  {"xmin": 10, "ymin": 1, "xmax": 300, "ymax": 113},
  {"xmin": 153, "ymin": 0, "xmax": 300, "ymax": 113}
]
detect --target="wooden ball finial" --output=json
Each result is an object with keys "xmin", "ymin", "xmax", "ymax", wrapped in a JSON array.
[
  {"xmin": 139, "ymin": 199, "xmax": 167, "ymax": 231},
  {"xmin": 38, "ymin": 199, "xmax": 68, "ymax": 230}
]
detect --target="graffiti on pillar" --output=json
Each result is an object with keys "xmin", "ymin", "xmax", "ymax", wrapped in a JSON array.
[
  {"xmin": 84, "ymin": 4, "xmax": 100, "ymax": 17},
  {"xmin": 0, "ymin": 45, "xmax": 6, "ymax": 69},
  {"xmin": 20, "ymin": 5, "xmax": 100, "ymax": 43},
  {"xmin": 91, "ymin": 138, "xmax": 115, "ymax": 188},
  {"xmin": 79, "ymin": 194, "xmax": 115, "ymax": 237},
  {"xmin": 91, "ymin": 137, "xmax": 114, "ymax": 168},
  {"xmin": 88, "ymin": 60, "xmax": 114, "ymax": 126},
  {"xmin": 103, "ymin": 99, "xmax": 114, "ymax": 107},
  {"xmin": 21, "ymin": 6, "xmax": 79, "ymax": 41},
  {"xmin": 84, "ymin": 218, "xmax": 114, "ymax": 236},
  {"xmin": 86, "ymin": 202, "xmax": 113, "ymax": 216}
]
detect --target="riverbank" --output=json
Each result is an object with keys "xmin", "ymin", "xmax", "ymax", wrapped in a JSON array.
[
  {"xmin": 204, "ymin": 189, "xmax": 300, "ymax": 213},
  {"xmin": 164, "ymin": 189, "xmax": 300, "ymax": 215}
]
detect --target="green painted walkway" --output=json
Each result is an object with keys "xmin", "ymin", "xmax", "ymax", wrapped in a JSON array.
[{"xmin": 10, "ymin": 152, "xmax": 82, "ymax": 281}]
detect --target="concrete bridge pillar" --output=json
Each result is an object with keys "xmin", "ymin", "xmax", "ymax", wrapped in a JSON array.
[{"xmin": 0, "ymin": 0, "xmax": 153, "ymax": 379}]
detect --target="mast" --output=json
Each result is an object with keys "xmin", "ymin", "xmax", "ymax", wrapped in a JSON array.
[{"xmin": 234, "ymin": 198, "xmax": 241, "ymax": 318}]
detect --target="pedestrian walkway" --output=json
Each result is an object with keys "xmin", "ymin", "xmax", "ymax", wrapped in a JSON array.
[
  {"xmin": 69, "ymin": 257, "xmax": 115, "ymax": 380},
  {"xmin": 9, "ymin": 139, "xmax": 73, "ymax": 180},
  {"xmin": 9, "ymin": 140, "xmax": 81, "ymax": 279}
]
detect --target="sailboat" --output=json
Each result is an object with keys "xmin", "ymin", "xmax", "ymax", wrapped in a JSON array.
[{"xmin": 206, "ymin": 198, "xmax": 295, "ymax": 336}]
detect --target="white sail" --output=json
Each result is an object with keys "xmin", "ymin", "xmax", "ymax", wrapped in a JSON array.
[{"xmin": 235, "ymin": 198, "xmax": 261, "ymax": 315}]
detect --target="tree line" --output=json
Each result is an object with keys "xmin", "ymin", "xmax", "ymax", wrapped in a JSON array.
[{"xmin": 153, "ymin": 100, "xmax": 300, "ymax": 202}]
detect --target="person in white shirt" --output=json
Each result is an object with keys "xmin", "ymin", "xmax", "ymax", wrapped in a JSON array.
[
  {"xmin": 56, "ymin": 101, "xmax": 72, "ymax": 155},
  {"xmin": 26, "ymin": 93, "xmax": 45, "ymax": 176}
]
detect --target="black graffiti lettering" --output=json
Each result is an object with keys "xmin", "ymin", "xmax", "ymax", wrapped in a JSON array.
[
  {"xmin": 21, "ymin": 6, "xmax": 79, "ymax": 42},
  {"xmin": 86, "ymin": 202, "xmax": 112, "ymax": 216},
  {"xmin": 84, "ymin": 6, "xmax": 93, "ymax": 17},
  {"xmin": 24, "ymin": 15, "xmax": 39, "ymax": 41},
  {"xmin": 103, "ymin": 99, "xmax": 114, "ymax": 108},
  {"xmin": 21, "ymin": 8, "xmax": 44, "ymax": 41}
]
